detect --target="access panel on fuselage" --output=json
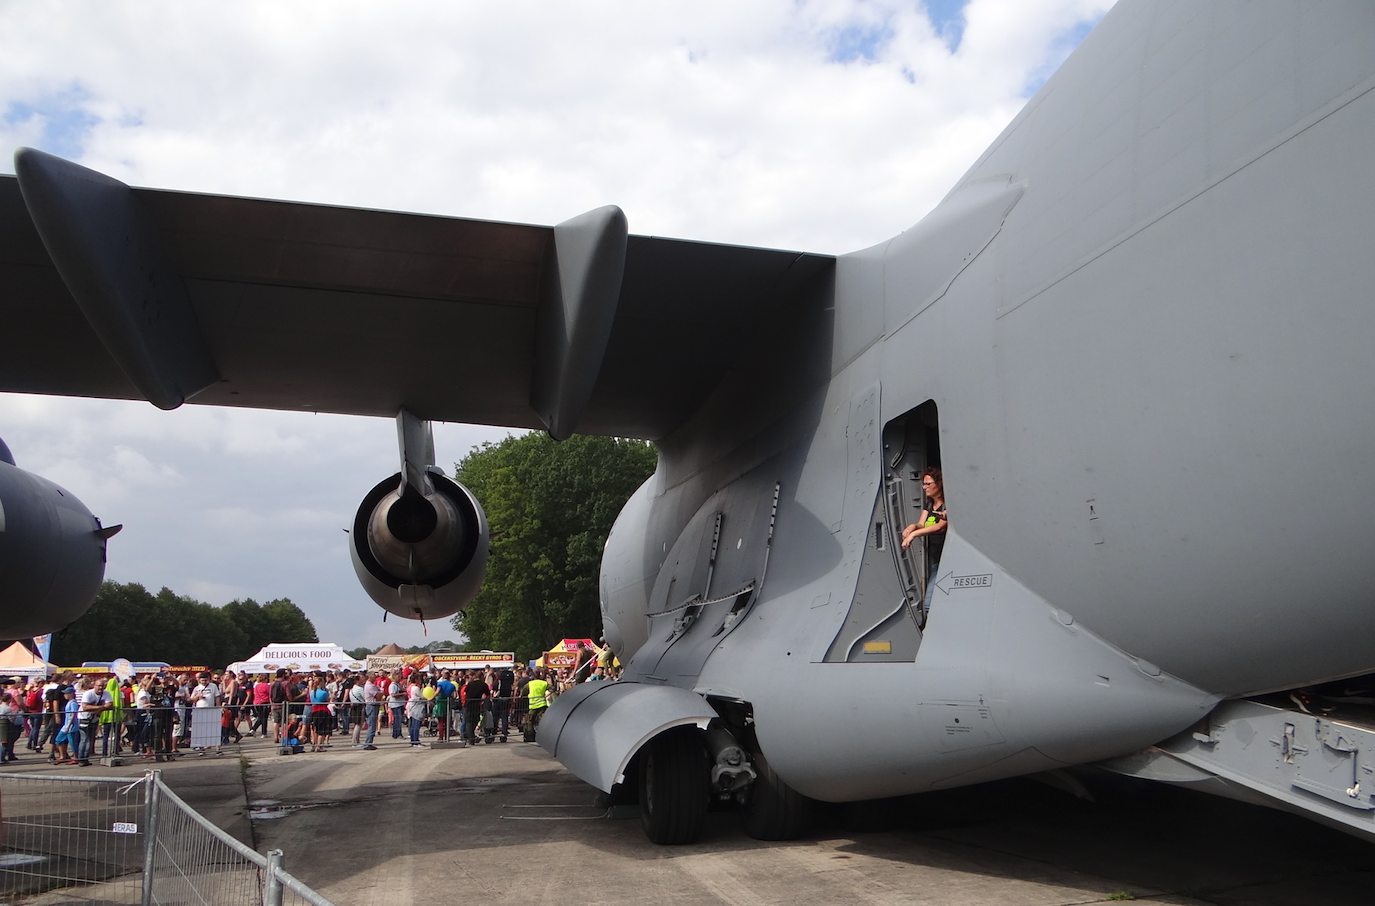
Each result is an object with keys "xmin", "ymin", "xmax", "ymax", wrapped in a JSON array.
[{"xmin": 627, "ymin": 467, "xmax": 781, "ymax": 682}]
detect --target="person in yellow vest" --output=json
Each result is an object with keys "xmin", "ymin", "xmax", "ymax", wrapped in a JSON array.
[
  {"xmin": 98, "ymin": 677, "xmax": 123, "ymax": 758},
  {"xmin": 523, "ymin": 669, "xmax": 551, "ymax": 743}
]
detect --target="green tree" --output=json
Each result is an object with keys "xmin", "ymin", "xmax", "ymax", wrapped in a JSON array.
[
  {"xmin": 451, "ymin": 433, "xmax": 656, "ymax": 661},
  {"xmin": 261, "ymin": 598, "xmax": 318, "ymax": 645},
  {"xmin": 51, "ymin": 581, "xmax": 317, "ymax": 668},
  {"xmin": 219, "ymin": 597, "xmax": 318, "ymax": 655}
]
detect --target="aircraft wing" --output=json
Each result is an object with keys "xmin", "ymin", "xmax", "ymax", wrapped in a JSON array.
[{"xmin": 0, "ymin": 167, "xmax": 833, "ymax": 440}]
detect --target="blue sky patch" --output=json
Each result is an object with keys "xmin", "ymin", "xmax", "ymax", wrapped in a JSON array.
[
  {"xmin": 926, "ymin": 0, "xmax": 968, "ymax": 52},
  {"xmin": 828, "ymin": 22, "xmax": 894, "ymax": 64},
  {"xmin": 3, "ymin": 86, "xmax": 101, "ymax": 160},
  {"xmin": 1022, "ymin": 15, "xmax": 1102, "ymax": 97}
]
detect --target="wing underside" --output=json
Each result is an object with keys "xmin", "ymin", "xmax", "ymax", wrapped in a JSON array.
[{"xmin": 0, "ymin": 171, "xmax": 833, "ymax": 440}]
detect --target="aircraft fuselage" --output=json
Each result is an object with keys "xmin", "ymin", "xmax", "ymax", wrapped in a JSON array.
[{"xmin": 598, "ymin": 0, "xmax": 1375, "ymax": 804}]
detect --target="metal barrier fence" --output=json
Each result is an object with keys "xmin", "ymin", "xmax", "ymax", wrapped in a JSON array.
[
  {"xmin": 8, "ymin": 691, "xmax": 572, "ymax": 760},
  {"xmin": 11, "ymin": 698, "xmax": 543, "ymax": 751},
  {"xmin": 0, "ymin": 771, "xmax": 332, "ymax": 906}
]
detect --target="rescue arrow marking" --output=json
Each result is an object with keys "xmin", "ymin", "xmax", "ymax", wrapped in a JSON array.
[{"xmin": 935, "ymin": 572, "xmax": 993, "ymax": 595}]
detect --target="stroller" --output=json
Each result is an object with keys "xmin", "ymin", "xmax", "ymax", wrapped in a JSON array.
[{"xmin": 479, "ymin": 698, "xmax": 497, "ymax": 744}]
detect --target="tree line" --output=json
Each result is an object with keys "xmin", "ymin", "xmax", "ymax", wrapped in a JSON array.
[
  {"xmin": 48, "ymin": 581, "xmax": 318, "ymax": 668},
  {"xmin": 451, "ymin": 432, "xmax": 656, "ymax": 662}
]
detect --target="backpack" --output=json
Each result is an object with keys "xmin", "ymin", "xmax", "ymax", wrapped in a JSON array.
[{"xmin": 270, "ymin": 680, "xmax": 286, "ymax": 703}]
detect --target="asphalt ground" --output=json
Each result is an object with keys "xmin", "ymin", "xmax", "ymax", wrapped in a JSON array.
[{"xmin": 9, "ymin": 733, "xmax": 1375, "ymax": 905}]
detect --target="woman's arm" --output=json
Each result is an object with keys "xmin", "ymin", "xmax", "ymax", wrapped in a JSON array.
[
  {"xmin": 912, "ymin": 512, "xmax": 947, "ymax": 538},
  {"xmin": 901, "ymin": 510, "xmax": 929, "ymax": 549},
  {"xmin": 901, "ymin": 520, "xmax": 920, "ymax": 548},
  {"xmin": 901, "ymin": 509, "xmax": 948, "ymax": 548}
]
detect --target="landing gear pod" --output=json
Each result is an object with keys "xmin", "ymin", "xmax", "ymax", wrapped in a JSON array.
[
  {"xmin": 0, "ymin": 441, "xmax": 120, "ymax": 637},
  {"xmin": 349, "ymin": 470, "xmax": 489, "ymax": 622}
]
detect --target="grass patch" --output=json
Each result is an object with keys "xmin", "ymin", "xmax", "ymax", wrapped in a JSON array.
[{"xmin": 1105, "ymin": 894, "xmax": 1136, "ymax": 902}]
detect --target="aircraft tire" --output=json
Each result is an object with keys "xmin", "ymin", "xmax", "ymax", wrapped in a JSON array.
[
  {"xmin": 743, "ymin": 752, "xmax": 812, "ymax": 840},
  {"xmin": 638, "ymin": 727, "xmax": 709, "ymax": 844}
]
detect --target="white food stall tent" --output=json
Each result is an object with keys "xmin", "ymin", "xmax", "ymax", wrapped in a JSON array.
[{"xmin": 227, "ymin": 643, "xmax": 365, "ymax": 675}]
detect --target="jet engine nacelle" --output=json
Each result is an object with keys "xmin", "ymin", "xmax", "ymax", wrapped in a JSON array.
[
  {"xmin": 349, "ymin": 470, "xmax": 488, "ymax": 622},
  {"xmin": 0, "ymin": 438, "xmax": 120, "ymax": 637}
]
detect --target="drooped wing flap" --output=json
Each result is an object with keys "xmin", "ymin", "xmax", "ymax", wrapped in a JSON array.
[{"xmin": 0, "ymin": 175, "xmax": 832, "ymax": 439}]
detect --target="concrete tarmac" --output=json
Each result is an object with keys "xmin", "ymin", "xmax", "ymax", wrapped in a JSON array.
[
  {"xmin": 7, "ymin": 733, "xmax": 1374, "ymax": 905},
  {"xmin": 12, "ymin": 733, "xmax": 1371, "ymax": 905},
  {"xmin": 228, "ymin": 733, "xmax": 1375, "ymax": 906}
]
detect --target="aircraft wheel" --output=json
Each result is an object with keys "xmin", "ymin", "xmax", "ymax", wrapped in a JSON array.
[
  {"xmin": 638, "ymin": 727, "xmax": 708, "ymax": 844},
  {"xmin": 743, "ymin": 751, "xmax": 812, "ymax": 840}
]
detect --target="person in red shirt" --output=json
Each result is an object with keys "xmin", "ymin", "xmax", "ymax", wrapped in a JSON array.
[
  {"xmin": 251, "ymin": 675, "xmax": 272, "ymax": 737},
  {"xmin": 23, "ymin": 683, "xmax": 42, "ymax": 751}
]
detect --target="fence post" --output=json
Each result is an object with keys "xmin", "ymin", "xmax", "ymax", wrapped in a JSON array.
[
  {"xmin": 141, "ymin": 770, "xmax": 162, "ymax": 906},
  {"xmin": 264, "ymin": 849, "xmax": 285, "ymax": 906}
]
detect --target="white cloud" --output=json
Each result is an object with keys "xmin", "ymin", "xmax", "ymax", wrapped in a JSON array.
[{"xmin": 0, "ymin": 0, "xmax": 1112, "ymax": 652}]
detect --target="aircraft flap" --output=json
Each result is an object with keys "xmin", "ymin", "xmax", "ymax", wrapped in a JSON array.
[{"xmin": 538, "ymin": 681, "xmax": 717, "ymax": 792}]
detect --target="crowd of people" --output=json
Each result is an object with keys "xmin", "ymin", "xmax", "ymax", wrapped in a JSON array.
[{"xmin": 0, "ymin": 650, "xmax": 620, "ymax": 765}]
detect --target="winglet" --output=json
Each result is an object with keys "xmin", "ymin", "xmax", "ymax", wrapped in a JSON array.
[
  {"xmin": 531, "ymin": 205, "xmax": 628, "ymax": 440},
  {"xmin": 14, "ymin": 148, "xmax": 220, "ymax": 410}
]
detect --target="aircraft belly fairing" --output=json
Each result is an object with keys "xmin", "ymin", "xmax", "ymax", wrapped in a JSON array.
[{"xmin": 713, "ymin": 527, "xmax": 1216, "ymax": 802}]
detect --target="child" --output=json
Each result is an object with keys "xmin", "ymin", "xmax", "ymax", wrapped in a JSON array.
[
  {"xmin": 52, "ymin": 686, "xmax": 78, "ymax": 764},
  {"xmin": 282, "ymin": 715, "xmax": 305, "ymax": 747}
]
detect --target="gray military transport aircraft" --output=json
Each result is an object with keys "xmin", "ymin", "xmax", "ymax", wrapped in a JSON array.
[{"xmin": 4, "ymin": 0, "xmax": 1375, "ymax": 845}]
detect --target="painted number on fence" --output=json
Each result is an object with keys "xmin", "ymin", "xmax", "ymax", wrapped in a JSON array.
[{"xmin": 112, "ymin": 822, "xmax": 138, "ymax": 835}]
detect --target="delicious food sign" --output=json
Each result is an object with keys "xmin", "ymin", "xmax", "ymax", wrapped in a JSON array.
[
  {"xmin": 258, "ymin": 646, "xmax": 345, "ymax": 661},
  {"xmin": 244, "ymin": 644, "xmax": 361, "ymax": 672}
]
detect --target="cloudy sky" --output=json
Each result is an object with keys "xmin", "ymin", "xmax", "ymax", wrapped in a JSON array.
[{"xmin": 0, "ymin": 0, "xmax": 1113, "ymax": 652}]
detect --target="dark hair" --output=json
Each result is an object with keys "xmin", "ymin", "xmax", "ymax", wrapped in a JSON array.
[{"xmin": 920, "ymin": 467, "xmax": 943, "ymax": 494}]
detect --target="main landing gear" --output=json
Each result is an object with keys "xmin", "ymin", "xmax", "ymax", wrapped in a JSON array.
[
  {"xmin": 634, "ymin": 726, "xmax": 813, "ymax": 844},
  {"xmin": 639, "ymin": 726, "xmax": 709, "ymax": 844}
]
